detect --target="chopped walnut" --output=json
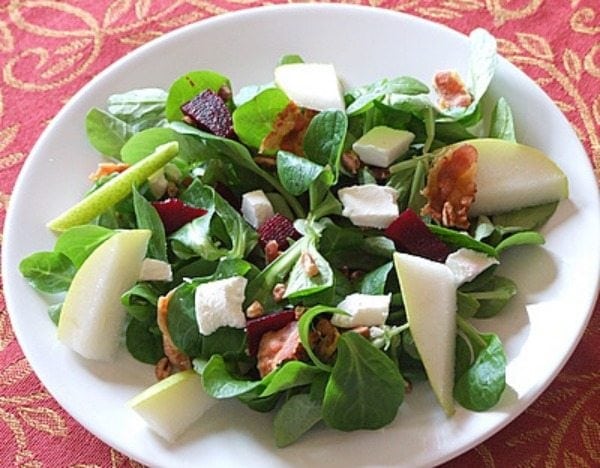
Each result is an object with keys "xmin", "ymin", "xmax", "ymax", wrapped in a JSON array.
[
  {"xmin": 246, "ymin": 300, "xmax": 264, "ymax": 319},
  {"xmin": 433, "ymin": 70, "xmax": 473, "ymax": 110},
  {"xmin": 421, "ymin": 143, "xmax": 478, "ymax": 229},
  {"xmin": 272, "ymin": 283, "xmax": 286, "ymax": 303},
  {"xmin": 342, "ymin": 151, "xmax": 362, "ymax": 175},
  {"xmin": 265, "ymin": 240, "xmax": 281, "ymax": 264},
  {"xmin": 155, "ymin": 356, "xmax": 172, "ymax": 381},
  {"xmin": 254, "ymin": 155, "xmax": 277, "ymax": 169},
  {"xmin": 301, "ymin": 251, "xmax": 319, "ymax": 277},
  {"xmin": 309, "ymin": 318, "xmax": 340, "ymax": 363},
  {"xmin": 293, "ymin": 306, "xmax": 307, "ymax": 320},
  {"xmin": 260, "ymin": 102, "xmax": 317, "ymax": 155},
  {"xmin": 157, "ymin": 291, "xmax": 192, "ymax": 374}
]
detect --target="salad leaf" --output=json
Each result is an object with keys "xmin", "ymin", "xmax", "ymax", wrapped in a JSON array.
[
  {"xmin": 284, "ymin": 240, "xmax": 334, "ymax": 300},
  {"xmin": 107, "ymin": 88, "xmax": 167, "ymax": 122},
  {"xmin": 165, "ymin": 70, "xmax": 230, "ymax": 121},
  {"xmin": 202, "ymin": 354, "xmax": 262, "ymax": 398},
  {"xmin": 120, "ymin": 127, "xmax": 203, "ymax": 164},
  {"xmin": 303, "ymin": 109, "xmax": 348, "ymax": 181},
  {"xmin": 489, "ymin": 97, "xmax": 516, "ymax": 141},
  {"xmin": 125, "ymin": 317, "xmax": 163, "ymax": 364},
  {"xmin": 85, "ymin": 107, "xmax": 129, "ymax": 157},
  {"xmin": 19, "ymin": 251, "xmax": 76, "ymax": 294},
  {"xmin": 54, "ymin": 225, "xmax": 115, "ymax": 268},
  {"xmin": 132, "ymin": 187, "xmax": 167, "ymax": 261},
  {"xmin": 274, "ymin": 393, "xmax": 322, "ymax": 447},
  {"xmin": 277, "ymin": 151, "xmax": 325, "ymax": 196}
]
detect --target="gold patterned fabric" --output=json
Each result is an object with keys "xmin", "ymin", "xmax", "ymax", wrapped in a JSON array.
[{"xmin": 0, "ymin": 1, "xmax": 598, "ymax": 466}]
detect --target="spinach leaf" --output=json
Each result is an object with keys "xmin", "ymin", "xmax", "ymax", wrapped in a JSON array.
[
  {"xmin": 19, "ymin": 252, "xmax": 76, "ymax": 294},
  {"xmin": 458, "ymin": 274, "xmax": 517, "ymax": 318},
  {"xmin": 165, "ymin": 70, "xmax": 230, "ymax": 121},
  {"xmin": 120, "ymin": 127, "xmax": 203, "ymax": 164},
  {"xmin": 132, "ymin": 187, "xmax": 167, "ymax": 261},
  {"xmin": 54, "ymin": 225, "xmax": 114, "ymax": 268},
  {"xmin": 170, "ymin": 121, "xmax": 305, "ymax": 218},
  {"xmin": 284, "ymin": 240, "xmax": 334, "ymax": 300},
  {"xmin": 322, "ymin": 332, "xmax": 405, "ymax": 430},
  {"xmin": 48, "ymin": 303, "xmax": 62, "ymax": 325},
  {"xmin": 303, "ymin": 110, "xmax": 347, "ymax": 181},
  {"xmin": 167, "ymin": 282, "xmax": 202, "ymax": 356},
  {"xmin": 261, "ymin": 361, "xmax": 327, "ymax": 397},
  {"xmin": 491, "ymin": 202, "xmax": 558, "ymax": 233},
  {"xmin": 489, "ymin": 97, "xmax": 516, "ymax": 141},
  {"xmin": 232, "ymin": 87, "xmax": 289, "ymax": 149},
  {"xmin": 121, "ymin": 282, "xmax": 160, "ymax": 322},
  {"xmin": 277, "ymin": 151, "xmax": 325, "ymax": 196},
  {"xmin": 428, "ymin": 224, "xmax": 497, "ymax": 257},
  {"xmin": 360, "ymin": 262, "xmax": 394, "ymax": 295},
  {"xmin": 125, "ymin": 317, "xmax": 163, "ymax": 364},
  {"xmin": 202, "ymin": 354, "xmax": 261, "ymax": 398},
  {"xmin": 85, "ymin": 107, "xmax": 129, "ymax": 157},
  {"xmin": 455, "ymin": 317, "xmax": 506, "ymax": 411},
  {"xmin": 495, "ymin": 231, "xmax": 545, "ymax": 254},
  {"xmin": 274, "ymin": 393, "xmax": 322, "ymax": 447},
  {"xmin": 107, "ymin": 88, "xmax": 167, "ymax": 122},
  {"xmin": 279, "ymin": 54, "xmax": 304, "ymax": 65}
]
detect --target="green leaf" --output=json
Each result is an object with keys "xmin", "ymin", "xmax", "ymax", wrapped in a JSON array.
[
  {"xmin": 19, "ymin": 252, "xmax": 76, "ymax": 294},
  {"xmin": 279, "ymin": 54, "xmax": 304, "ymax": 65},
  {"xmin": 85, "ymin": 107, "xmax": 129, "ymax": 157},
  {"xmin": 261, "ymin": 361, "xmax": 326, "ymax": 397},
  {"xmin": 277, "ymin": 151, "xmax": 325, "ymax": 196},
  {"xmin": 346, "ymin": 76, "xmax": 429, "ymax": 115},
  {"xmin": 232, "ymin": 87, "xmax": 289, "ymax": 149},
  {"xmin": 360, "ymin": 262, "xmax": 393, "ymax": 295},
  {"xmin": 284, "ymin": 241, "xmax": 334, "ymax": 300},
  {"xmin": 54, "ymin": 225, "xmax": 114, "ymax": 268},
  {"xmin": 132, "ymin": 187, "xmax": 167, "ymax": 261},
  {"xmin": 429, "ymin": 224, "xmax": 497, "ymax": 257},
  {"xmin": 167, "ymin": 282, "xmax": 202, "ymax": 357},
  {"xmin": 121, "ymin": 282, "xmax": 160, "ymax": 322},
  {"xmin": 454, "ymin": 326, "xmax": 506, "ymax": 411},
  {"xmin": 120, "ymin": 127, "xmax": 203, "ymax": 164},
  {"xmin": 107, "ymin": 88, "xmax": 167, "ymax": 122},
  {"xmin": 166, "ymin": 70, "xmax": 230, "ymax": 121},
  {"xmin": 274, "ymin": 393, "xmax": 322, "ymax": 447},
  {"xmin": 489, "ymin": 97, "xmax": 516, "ymax": 141},
  {"xmin": 303, "ymin": 110, "xmax": 348, "ymax": 181},
  {"xmin": 202, "ymin": 354, "xmax": 261, "ymax": 398},
  {"xmin": 495, "ymin": 231, "xmax": 545, "ymax": 254},
  {"xmin": 322, "ymin": 332, "xmax": 404, "ymax": 430},
  {"xmin": 125, "ymin": 318, "xmax": 163, "ymax": 364}
]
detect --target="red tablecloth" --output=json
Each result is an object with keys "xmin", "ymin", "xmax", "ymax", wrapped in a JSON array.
[{"xmin": 1, "ymin": 1, "xmax": 598, "ymax": 466}]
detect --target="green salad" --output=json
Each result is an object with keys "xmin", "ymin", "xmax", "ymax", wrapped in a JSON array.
[{"xmin": 19, "ymin": 29, "xmax": 568, "ymax": 446}]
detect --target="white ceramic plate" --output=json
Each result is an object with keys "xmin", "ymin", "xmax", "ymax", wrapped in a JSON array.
[{"xmin": 3, "ymin": 4, "xmax": 600, "ymax": 467}]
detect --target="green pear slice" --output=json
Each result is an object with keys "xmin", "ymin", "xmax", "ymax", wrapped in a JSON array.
[
  {"xmin": 393, "ymin": 252, "xmax": 457, "ymax": 416},
  {"xmin": 47, "ymin": 141, "xmax": 179, "ymax": 232},
  {"xmin": 57, "ymin": 229, "xmax": 151, "ymax": 360},
  {"xmin": 274, "ymin": 63, "xmax": 345, "ymax": 111},
  {"xmin": 128, "ymin": 369, "xmax": 216, "ymax": 442},
  {"xmin": 464, "ymin": 138, "xmax": 568, "ymax": 216}
]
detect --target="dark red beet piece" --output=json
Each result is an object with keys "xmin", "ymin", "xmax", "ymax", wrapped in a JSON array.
[
  {"xmin": 257, "ymin": 214, "xmax": 300, "ymax": 249},
  {"xmin": 151, "ymin": 198, "xmax": 207, "ymax": 234},
  {"xmin": 181, "ymin": 89, "xmax": 234, "ymax": 138},
  {"xmin": 384, "ymin": 208, "xmax": 451, "ymax": 262},
  {"xmin": 246, "ymin": 309, "xmax": 296, "ymax": 357},
  {"xmin": 214, "ymin": 181, "xmax": 241, "ymax": 211}
]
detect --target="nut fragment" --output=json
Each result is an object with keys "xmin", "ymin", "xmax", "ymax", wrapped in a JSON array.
[
  {"xmin": 301, "ymin": 251, "xmax": 319, "ymax": 277},
  {"xmin": 254, "ymin": 155, "xmax": 277, "ymax": 169},
  {"xmin": 370, "ymin": 166, "xmax": 391, "ymax": 181},
  {"xmin": 342, "ymin": 150, "xmax": 362, "ymax": 175},
  {"xmin": 293, "ymin": 306, "xmax": 307, "ymax": 320},
  {"xmin": 246, "ymin": 300, "xmax": 264, "ymax": 319},
  {"xmin": 309, "ymin": 318, "xmax": 340, "ymax": 363},
  {"xmin": 265, "ymin": 239, "xmax": 281, "ymax": 263},
  {"xmin": 272, "ymin": 283, "xmax": 286, "ymax": 303},
  {"xmin": 155, "ymin": 356, "xmax": 172, "ymax": 381}
]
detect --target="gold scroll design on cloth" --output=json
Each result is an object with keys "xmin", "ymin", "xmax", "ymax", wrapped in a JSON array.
[
  {"xmin": 498, "ymin": 33, "xmax": 600, "ymax": 183},
  {"xmin": 2, "ymin": 0, "xmax": 227, "ymax": 92}
]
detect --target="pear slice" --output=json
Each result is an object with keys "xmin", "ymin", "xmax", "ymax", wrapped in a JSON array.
[
  {"xmin": 393, "ymin": 252, "xmax": 457, "ymax": 416},
  {"xmin": 47, "ymin": 141, "xmax": 179, "ymax": 232},
  {"xmin": 465, "ymin": 138, "xmax": 568, "ymax": 216},
  {"xmin": 57, "ymin": 229, "xmax": 151, "ymax": 360},
  {"xmin": 128, "ymin": 370, "xmax": 216, "ymax": 442},
  {"xmin": 274, "ymin": 63, "xmax": 345, "ymax": 111}
]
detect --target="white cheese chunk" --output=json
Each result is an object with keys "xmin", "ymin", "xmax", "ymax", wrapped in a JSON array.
[
  {"xmin": 352, "ymin": 126, "xmax": 415, "ymax": 168},
  {"xmin": 332, "ymin": 293, "xmax": 391, "ymax": 328},
  {"xmin": 338, "ymin": 184, "xmax": 399, "ymax": 229},
  {"xmin": 139, "ymin": 258, "xmax": 173, "ymax": 282},
  {"xmin": 274, "ymin": 63, "xmax": 345, "ymax": 111},
  {"xmin": 445, "ymin": 248, "xmax": 499, "ymax": 285},
  {"xmin": 194, "ymin": 276, "xmax": 247, "ymax": 335},
  {"xmin": 241, "ymin": 189, "xmax": 274, "ymax": 229}
]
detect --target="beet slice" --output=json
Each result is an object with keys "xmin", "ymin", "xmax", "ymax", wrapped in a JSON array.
[
  {"xmin": 151, "ymin": 198, "xmax": 207, "ymax": 234},
  {"xmin": 246, "ymin": 309, "xmax": 296, "ymax": 357},
  {"xmin": 181, "ymin": 89, "xmax": 234, "ymax": 138},
  {"xmin": 384, "ymin": 208, "xmax": 451, "ymax": 262},
  {"xmin": 257, "ymin": 213, "xmax": 300, "ymax": 249}
]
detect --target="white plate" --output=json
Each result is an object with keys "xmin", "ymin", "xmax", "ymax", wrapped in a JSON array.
[{"xmin": 3, "ymin": 4, "xmax": 600, "ymax": 467}]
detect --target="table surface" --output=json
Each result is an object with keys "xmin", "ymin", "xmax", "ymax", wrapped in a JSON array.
[{"xmin": 1, "ymin": 1, "xmax": 599, "ymax": 466}]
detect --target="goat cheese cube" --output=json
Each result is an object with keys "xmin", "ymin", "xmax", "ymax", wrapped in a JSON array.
[
  {"xmin": 332, "ymin": 293, "xmax": 391, "ymax": 328},
  {"xmin": 445, "ymin": 248, "xmax": 499, "ymax": 285},
  {"xmin": 352, "ymin": 126, "xmax": 415, "ymax": 168},
  {"xmin": 195, "ymin": 276, "xmax": 247, "ymax": 335},
  {"xmin": 338, "ymin": 184, "xmax": 399, "ymax": 229},
  {"xmin": 241, "ymin": 190, "xmax": 274, "ymax": 229},
  {"xmin": 139, "ymin": 258, "xmax": 173, "ymax": 282}
]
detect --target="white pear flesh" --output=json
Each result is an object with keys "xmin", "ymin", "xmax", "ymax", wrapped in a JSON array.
[
  {"xmin": 274, "ymin": 63, "xmax": 345, "ymax": 111},
  {"xmin": 464, "ymin": 138, "xmax": 568, "ymax": 216},
  {"xmin": 393, "ymin": 252, "xmax": 457, "ymax": 416},
  {"xmin": 57, "ymin": 229, "xmax": 151, "ymax": 361},
  {"xmin": 128, "ymin": 370, "xmax": 216, "ymax": 442}
]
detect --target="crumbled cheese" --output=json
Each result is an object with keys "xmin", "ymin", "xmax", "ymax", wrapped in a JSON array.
[
  {"xmin": 194, "ymin": 276, "xmax": 247, "ymax": 335},
  {"xmin": 139, "ymin": 258, "xmax": 173, "ymax": 282},
  {"xmin": 352, "ymin": 126, "xmax": 415, "ymax": 168},
  {"xmin": 241, "ymin": 190, "xmax": 274, "ymax": 229},
  {"xmin": 445, "ymin": 248, "xmax": 499, "ymax": 285},
  {"xmin": 332, "ymin": 293, "xmax": 391, "ymax": 328},
  {"xmin": 338, "ymin": 184, "xmax": 399, "ymax": 229}
]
